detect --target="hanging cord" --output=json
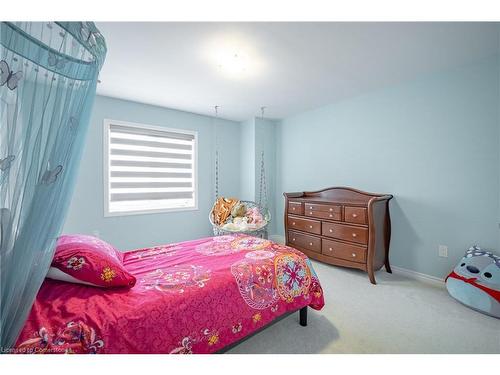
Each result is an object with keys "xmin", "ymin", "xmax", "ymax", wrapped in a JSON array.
[
  {"xmin": 258, "ymin": 151, "xmax": 268, "ymax": 210},
  {"xmin": 214, "ymin": 105, "xmax": 219, "ymax": 201},
  {"xmin": 258, "ymin": 106, "xmax": 268, "ymax": 209}
]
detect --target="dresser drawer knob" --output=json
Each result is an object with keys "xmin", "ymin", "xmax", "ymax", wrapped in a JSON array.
[
  {"xmin": 352, "ymin": 213, "xmax": 358, "ymax": 218},
  {"xmin": 329, "ymin": 247, "xmax": 333, "ymax": 251},
  {"xmin": 292, "ymin": 238, "xmax": 296, "ymax": 241},
  {"xmin": 352, "ymin": 253, "xmax": 356, "ymax": 257},
  {"xmin": 292, "ymin": 207, "xmax": 295, "ymax": 211},
  {"xmin": 329, "ymin": 214, "xmax": 333, "ymax": 218},
  {"xmin": 329, "ymin": 229, "xmax": 333, "ymax": 233},
  {"xmin": 309, "ymin": 206, "xmax": 313, "ymax": 209},
  {"xmin": 309, "ymin": 211, "xmax": 313, "ymax": 215},
  {"xmin": 352, "ymin": 233, "xmax": 357, "ymax": 238},
  {"xmin": 329, "ymin": 208, "xmax": 333, "ymax": 212},
  {"xmin": 309, "ymin": 242, "xmax": 313, "ymax": 246},
  {"xmin": 309, "ymin": 225, "xmax": 313, "ymax": 229},
  {"xmin": 292, "ymin": 222, "xmax": 296, "ymax": 225}
]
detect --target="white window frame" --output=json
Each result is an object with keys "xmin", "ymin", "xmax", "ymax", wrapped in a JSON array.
[{"xmin": 103, "ymin": 119, "xmax": 198, "ymax": 217}]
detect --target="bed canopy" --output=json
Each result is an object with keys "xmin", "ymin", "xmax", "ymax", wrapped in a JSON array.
[{"xmin": 0, "ymin": 22, "xmax": 106, "ymax": 348}]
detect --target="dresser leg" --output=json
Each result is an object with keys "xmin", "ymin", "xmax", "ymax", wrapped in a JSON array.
[
  {"xmin": 368, "ymin": 268, "xmax": 377, "ymax": 285},
  {"xmin": 384, "ymin": 203, "xmax": 392, "ymax": 274},
  {"xmin": 299, "ymin": 307, "xmax": 308, "ymax": 326},
  {"xmin": 385, "ymin": 259, "xmax": 392, "ymax": 274}
]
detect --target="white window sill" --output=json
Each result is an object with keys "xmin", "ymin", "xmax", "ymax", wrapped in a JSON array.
[{"xmin": 103, "ymin": 205, "xmax": 199, "ymax": 218}]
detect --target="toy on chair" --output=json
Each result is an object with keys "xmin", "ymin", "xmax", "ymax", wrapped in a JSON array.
[{"xmin": 445, "ymin": 246, "xmax": 500, "ymax": 318}]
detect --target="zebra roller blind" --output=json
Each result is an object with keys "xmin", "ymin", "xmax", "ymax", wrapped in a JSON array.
[{"xmin": 104, "ymin": 120, "xmax": 197, "ymax": 215}]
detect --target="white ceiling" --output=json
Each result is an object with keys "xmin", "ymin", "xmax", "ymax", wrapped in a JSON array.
[{"xmin": 96, "ymin": 22, "xmax": 499, "ymax": 122}]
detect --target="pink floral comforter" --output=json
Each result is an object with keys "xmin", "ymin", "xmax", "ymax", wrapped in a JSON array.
[{"xmin": 16, "ymin": 235, "xmax": 324, "ymax": 354}]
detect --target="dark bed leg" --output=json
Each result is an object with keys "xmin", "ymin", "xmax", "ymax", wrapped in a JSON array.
[{"xmin": 299, "ymin": 307, "xmax": 308, "ymax": 327}]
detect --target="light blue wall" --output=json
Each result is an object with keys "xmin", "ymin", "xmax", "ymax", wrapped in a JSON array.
[
  {"xmin": 498, "ymin": 31, "xmax": 500, "ymax": 248},
  {"xmin": 275, "ymin": 57, "xmax": 500, "ymax": 279},
  {"xmin": 239, "ymin": 119, "xmax": 255, "ymax": 201},
  {"xmin": 255, "ymin": 118, "xmax": 277, "ymax": 235},
  {"xmin": 63, "ymin": 95, "xmax": 241, "ymax": 250}
]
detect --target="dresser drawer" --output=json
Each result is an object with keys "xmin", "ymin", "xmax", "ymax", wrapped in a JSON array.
[
  {"xmin": 305, "ymin": 210, "xmax": 342, "ymax": 221},
  {"xmin": 305, "ymin": 203, "xmax": 341, "ymax": 213},
  {"xmin": 287, "ymin": 215, "xmax": 321, "ymax": 235},
  {"xmin": 288, "ymin": 231, "xmax": 321, "ymax": 253},
  {"xmin": 288, "ymin": 201, "xmax": 304, "ymax": 215},
  {"xmin": 344, "ymin": 206, "xmax": 367, "ymax": 225},
  {"xmin": 322, "ymin": 239, "xmax": 367, "ymax": 263},
  {"xmin": 322, "ymin": 222, "xmax": 368, "ymax": 245}
]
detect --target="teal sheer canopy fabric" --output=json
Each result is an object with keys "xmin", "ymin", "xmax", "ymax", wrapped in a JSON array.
[{"xmin": 0, "ymin": 22, "xmax": 106, "ymax": 349}]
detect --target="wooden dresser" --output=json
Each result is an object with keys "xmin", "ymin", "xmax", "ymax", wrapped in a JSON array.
[{"xmin": 284, "ymin": 187, "xmax": 393, "ymax": 284}]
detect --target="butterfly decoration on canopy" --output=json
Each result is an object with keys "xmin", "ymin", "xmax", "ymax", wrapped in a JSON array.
[
  {"xmin": 0, "ymin": 155, "xmax": 15, "ymax": 171},
  {"xmin": 68, "ymin": 116, "xmax": 79, "ymax": 131},
  {"xmin": 0, "ymin": 60, "xmax": 23, "ymax": 91},
  {"xmin": 40, "ymin": 164, "xmax": 63, "ymax": 185},
  {"xmin": 48, "ymin": 52, "xmax": 66, "ymax": 70},
  {"xmin": 80, "ymin": 22, "xmax": 101, "ymax": 48}
]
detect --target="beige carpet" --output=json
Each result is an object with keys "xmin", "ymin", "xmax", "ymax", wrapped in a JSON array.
[{"xmin": 227, "ymin": 260, "xmax": 500, "ymax": 354}]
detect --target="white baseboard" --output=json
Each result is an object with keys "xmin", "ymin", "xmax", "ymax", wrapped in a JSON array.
[{"xmin": 392, "ymin": 266, "xmax": 445, "ymax": 287}]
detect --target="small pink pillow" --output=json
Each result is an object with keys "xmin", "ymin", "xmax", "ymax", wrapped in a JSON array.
[{"xmin": 49, "ymin": 234, "xmax": 136, "ymax": 288}]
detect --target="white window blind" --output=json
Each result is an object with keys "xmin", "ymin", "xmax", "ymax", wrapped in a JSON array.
[{"xmin": 104, "ymin": 120, "xmax": 197, "ymax": 216}]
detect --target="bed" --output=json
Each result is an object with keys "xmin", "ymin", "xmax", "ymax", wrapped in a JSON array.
[{"xmin": 15, "ymin": 234, "xmax": 324, "ymax": 354}]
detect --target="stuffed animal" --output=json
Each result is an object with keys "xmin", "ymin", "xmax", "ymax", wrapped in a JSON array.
[
  {"xmin": 222, "ymin": 216, "xmax": 249, "ymax": 231},
  {"xmin": 212, "ymin": 197, "xmax": 239, "ymax": 225},
  {"xmin": 446, "ymin": 245, "xmax": 500, "ymax": 318},
  {"xmin": 245, "ymin": 207, "xmax": 264, "ymax": 226},
  {"xmin": 231, "ymin": 203, "xmax": 247, "ymax": 218}
]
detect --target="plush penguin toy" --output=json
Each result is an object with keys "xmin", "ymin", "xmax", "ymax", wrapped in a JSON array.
[{"xmin": 446, "ymin": 246, "xmax": 500, "ymax": 318}]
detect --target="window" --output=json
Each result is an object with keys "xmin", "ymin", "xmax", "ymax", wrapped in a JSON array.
[{"xmin": 104, "ymin": 119, "xmax": 197, "ymax": 216}]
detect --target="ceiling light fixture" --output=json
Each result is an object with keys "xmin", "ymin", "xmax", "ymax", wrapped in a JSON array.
[
  {"xmin": 204, "ymin": 34, "xmax": 264, "ymax": 80},
  {"xmin": 216, "ymin": 52, "xmax": 248, "ymax": 77}
]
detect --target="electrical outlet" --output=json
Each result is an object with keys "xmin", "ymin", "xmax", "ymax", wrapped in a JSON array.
[{"xmin": 438, "ymin": 245, "xmax": 448, "ymax": 258}]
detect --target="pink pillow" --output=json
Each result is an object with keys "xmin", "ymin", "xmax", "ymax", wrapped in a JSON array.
[{"xmin": 49, "ymin": 234, "xmax": 136, "ymax": 288}]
